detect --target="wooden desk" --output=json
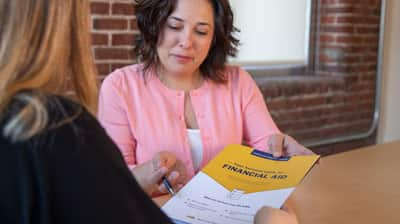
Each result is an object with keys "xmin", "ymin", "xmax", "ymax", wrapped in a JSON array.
[
  {"xmin": 292, "ymin": 140, "xmax": 400, "ymax": 224},
  {"xmin": 155, "ymin": 141, "xmax": 400, "ymax": 223}
]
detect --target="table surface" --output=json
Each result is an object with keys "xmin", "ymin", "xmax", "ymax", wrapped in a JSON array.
[
  {"xmin": 154, "ymin": 141, "xmax": 400, "ymax": 224},
  {"xmin": 291, "ymin": 140, "xmax": 400, "ymax": 224}
]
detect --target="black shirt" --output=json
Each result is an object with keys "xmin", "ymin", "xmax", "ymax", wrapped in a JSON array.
[{"xmin": 0, "ymin": 94, "xmax": 171, "ymax": 224}]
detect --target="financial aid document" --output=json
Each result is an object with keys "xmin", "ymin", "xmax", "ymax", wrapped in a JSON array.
[{"xmin": 162, "ymin": 144, "xmax": 319, "ymax": 224}]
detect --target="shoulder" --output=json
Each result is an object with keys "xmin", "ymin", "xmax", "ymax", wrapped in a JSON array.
[
  {"xmin": 47, "ymin": 95, "xmax": 100, "ymax": 131},
  {"xmin": 221, "ymin": 65, "xmax": 257, "ymax": 89},
  {"xmin": 0, "ymin": 91, "xmax": 82, "ymax": 127},
  {"xmin": 46, "ymin": 94, "xmax": 83, "ymax": 119},
  {"xmin": 0, "ymin": 91, "xmax": 98, "ymax": 146},
  {"xmin": 101, "ymin": 64, "xmax": 149, "ymax": 92},
  {"xmin": 40, "ymin": 95, "xmax": 110, "ymax": 151},
  {"xmin": 222, "ymin": 65, "xmax": 254, "ymax": 83},
  {"xmin": 36, "ymin": 94, "xmax": 98, "ymax": 138}
]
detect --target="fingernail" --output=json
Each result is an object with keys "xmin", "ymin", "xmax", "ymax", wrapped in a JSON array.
[
  {"xmin": 273, "ymin": 152, "xmax": 281, "ymax": 157},
  {"xmin": 169, "ymin": 171, "xmax": 179, "ymax": 180},
  {"xmin": 159, "ymin": 167, "xmax": 168, "ymax": 174}
]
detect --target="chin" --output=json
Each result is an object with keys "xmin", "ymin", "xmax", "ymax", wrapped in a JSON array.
[{"xmin": 168, "ymin": 65, "xmax": 195, "ymax": 75}]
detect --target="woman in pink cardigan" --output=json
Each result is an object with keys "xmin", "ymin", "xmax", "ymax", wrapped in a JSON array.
[{"xmin": 98, "ymin": 0, "xmax": 313, "ymax": 196}]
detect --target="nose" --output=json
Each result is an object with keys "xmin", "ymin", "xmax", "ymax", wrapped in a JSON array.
[{"xmin": 179, "ymin": 30, "xmax": 193, "ymax": 49}]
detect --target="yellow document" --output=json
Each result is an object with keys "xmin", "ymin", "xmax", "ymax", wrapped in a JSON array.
[{"xmin": 162, "ymin": 144, "xmax": 319, "ymax": 224}]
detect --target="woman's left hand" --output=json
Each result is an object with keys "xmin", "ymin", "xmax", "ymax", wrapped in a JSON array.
[{"xmin": 267, "ymin": 133, "xmax": 315, "ymax": 157}]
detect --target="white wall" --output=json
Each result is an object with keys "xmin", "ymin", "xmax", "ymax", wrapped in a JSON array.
[{"xmin": 377, "ymin": 0, "xmax": 400, "ymax": 143}]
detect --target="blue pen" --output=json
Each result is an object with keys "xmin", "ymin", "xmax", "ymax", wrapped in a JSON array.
[{"xmin": 162, "ymin": 176, "xmax": 176, "ymax": 195}]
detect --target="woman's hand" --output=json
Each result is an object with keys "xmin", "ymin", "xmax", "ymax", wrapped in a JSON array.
[
  {"xmin": 130, "ymin": 151, "xmax": 187, "ymax": 196},
  {"xmin": 267, "ymin": 133, "xmax": 315, "ymax": 157}
]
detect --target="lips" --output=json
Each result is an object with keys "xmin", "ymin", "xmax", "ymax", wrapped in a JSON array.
[{"xmin": 171, "ymin": 54, "xmax": 194, "ymax": 63}]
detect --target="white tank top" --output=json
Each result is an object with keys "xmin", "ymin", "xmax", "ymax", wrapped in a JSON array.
[{"xmin": 187, "ymin": 129, "xmax": 203, "ymax": 172}]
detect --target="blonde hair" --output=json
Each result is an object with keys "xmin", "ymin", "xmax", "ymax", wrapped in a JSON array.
[{"xmin": 0, "ymin": 0, "xmax": 98, "ymax": 142}]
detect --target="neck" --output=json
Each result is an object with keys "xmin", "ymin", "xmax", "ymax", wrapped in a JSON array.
[{"xmin": 158, "ymin": 69, "xmax": 203, "ymax": 91}]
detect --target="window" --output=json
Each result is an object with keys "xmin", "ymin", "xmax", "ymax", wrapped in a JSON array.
[{"xmin": 229, "ymin": 0, "xmax": 312, "ymax": 72}]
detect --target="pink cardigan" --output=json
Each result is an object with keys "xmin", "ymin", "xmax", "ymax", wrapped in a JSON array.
[{"xmin": 98, "ymin": 64, "xmax": 280, "ymax": 179}]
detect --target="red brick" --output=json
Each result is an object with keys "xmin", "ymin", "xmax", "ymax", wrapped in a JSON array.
[
  {"xmin": 90, "ymin": 2, "xmax": 109, "ymax": 15},
  {"xmin": 292, "ymin": 131, "xmax": 321, "ymax": 143},
  {"xmin": 337, "ymin": 16, "xmax": 379, "ymax": 24},
  {"xmin": 364, "ymin": 36, "xmax": 378, "ymax": 43},
  {"xmin": 94, "ymin": 48, "xmax": 133, "ymax": 60},
  {"xmin": 321, "ymin": 16, "xmax": 336, "ymax": 24},
  {"xmin": 343, "ymin": 56, "xmax": 361, "ymax": 63},
  {"xmin": 361, "ymin": 55, "xmax": 377, "ymax": 63},
  {"xmin": 367, "ymin": 45, "xmax": 379, "ymax": 53},
  {"xmin": 356, "ymin": 26, "xmax": 379, "ymax": 34},
  {"xmin": 112, "ymin": 63, "xmax": 134, "ymax": 71},
  {"xmin": 323, "ymin": 6, "xmax": 353, "ymax": 14},
  {"xmin": 343, "ymin": 75, "xmax": 360, "ymax": 84},
  {"xmin": 336, "ymin": 16, "xmax": 355, "ymax": 24},
  {"xmin": 337, "ymin": 0, "xmax": 362, "ymax": 3},
  {"xmin": 112, "ymin": 3, "xmax": 135, "ymax": 15},
  {"xmin": 337, "ymin": 16, "xmax": 373, "ymax": 24},
  {"xmin": 130, "ymin": 19, "xmax": 138, "ymax": 30},
  {"xmin": 361, "ymin": 73, "xmax": 376, "ymax": 82},
  {"xmin": 348, "ymin": 82, "xmax": 376, "ymax": 92},
  {"xmin": 265, "ymin": 99, "xmax": 287, "ymax": 111},
  {"xmin": 319, "ymin": 53, "xmax": 334, "ymax": 63},
  {"xmin": 290, "ymin": 97, "xmax": 326, "ymax": 109},
  {"xmin": 112, "ymin": 34, "xmax": 136, "ymax": 46},
  {"xmin": 260, "ymin": 85, "xmax": 280, "ymax": 98},
  {"xmin": 320, "ymin": 45, "xmax": 366, "ymax": 54},
  {"xmin": 366, "ymin": 16, "xmax": 380, "ymax": 24},
  {"xmin": 321, "ymin": 0, "xmax": 337, "ymax": 4},
  {"xmin": 336, "ymin": 35, "xmax": 363, "ymax": 43},
  {"xmin": 319, "ymin": 34, "xmax": 335, "ymax": 42},
  {"xmin": 320, "ymin": 25, "xmax": 354, "ymax": 33},
  {"xmin": 358, "ymin": 92, "xmax": 375, "ymax": 101},
  {"xmin": 91, "ymin": 33, "xmax": 108, "ymax": 45},
  {"xmin": 274, "ymin": 110, "xmax": 306, "ymax": 121},
  {"xmin": 93, "ymin": 19, "xmax": 128, "ymax": 30},
  {"xmin": 327, "ymin": 95, "xmax": 345, "ymax": 104},
  {"xmin": 348, "ymin": 46, "xmax": 368, "ymax": 53},
  {"xmin": 344, "ymin": 93, "xmax": 362, "ymax": 102},
  {"xmin": 95, "ymin": 63, "xmax": 110, "ymax": 76},
  {"xmin": 352, "ymin": 7, "xmax": 374, "ymax": 15}
]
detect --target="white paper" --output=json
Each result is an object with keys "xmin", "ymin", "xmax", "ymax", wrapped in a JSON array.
[{"xmin": 162, "ymin": 172, "xmax": 294, "ymax": 224}]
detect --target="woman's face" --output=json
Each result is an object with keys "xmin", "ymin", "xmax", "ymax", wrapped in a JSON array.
[{"xmin": 157, "ymin": 0, "xmax": 214, "ymax": 77}]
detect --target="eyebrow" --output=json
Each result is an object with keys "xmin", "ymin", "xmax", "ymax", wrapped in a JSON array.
[{"xmin": 168, "ymin": 16, "xmax": 211, "ymax": 27}]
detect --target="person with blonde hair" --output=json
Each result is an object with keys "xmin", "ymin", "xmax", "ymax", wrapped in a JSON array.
[{"xmin": 0, "ymin": 0, "xmax": 184, "ymax": 223}]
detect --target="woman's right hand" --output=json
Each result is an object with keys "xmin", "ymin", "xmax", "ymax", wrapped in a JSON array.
[
  {"xmin": 254, "ymin": 206, "xmax": 298, "ymax": 224},
  {"xmin": 130, "ymin": 151, "xmax": 187, "ymax": 196}
]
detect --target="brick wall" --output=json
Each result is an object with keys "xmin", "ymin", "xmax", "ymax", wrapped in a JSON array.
[
  {"xmin": 90, "ymin": 0, "xmax": 137, "ymax": 79},
  {"xmin": 89, "ymin": 0, "xmax": 382, "ymax": 155}
]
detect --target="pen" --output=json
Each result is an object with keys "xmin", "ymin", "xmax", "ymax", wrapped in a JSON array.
[{"xmin": 162, "ymin": 176, "xmax": 176, "ymax": 195}]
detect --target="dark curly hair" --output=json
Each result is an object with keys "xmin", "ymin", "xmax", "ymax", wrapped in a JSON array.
[{"xmin": 134, "ymin": 0, "xmax": 239, "ymax": 83}]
